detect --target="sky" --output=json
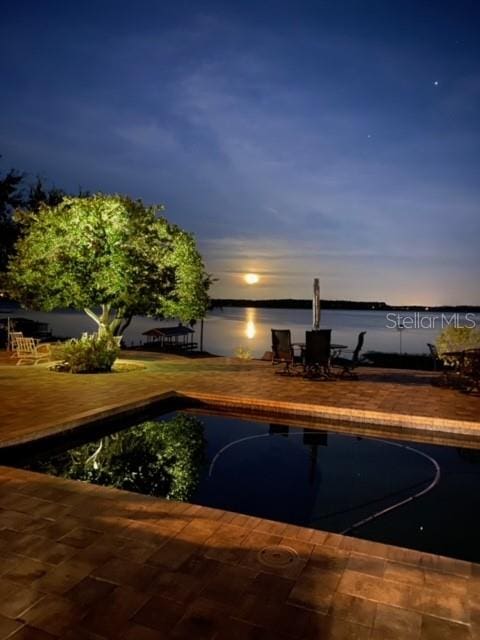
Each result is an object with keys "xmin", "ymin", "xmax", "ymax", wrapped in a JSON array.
[{"xmin": 1, "ymin": 0, "xmax": 479, "ymax": 304}]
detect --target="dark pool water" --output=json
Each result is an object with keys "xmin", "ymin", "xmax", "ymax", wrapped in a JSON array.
[{"xmin": 19, "ymin": 411, "xmax": 480, "ymax": 562}]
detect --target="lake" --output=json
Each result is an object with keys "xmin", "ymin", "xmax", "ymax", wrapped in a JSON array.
[{"xmin": 2, "ymin": 302, "xmax": 478, "ymax": 357}]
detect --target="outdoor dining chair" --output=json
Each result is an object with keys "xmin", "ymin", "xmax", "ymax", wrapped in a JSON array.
[
  {"xmin": 332, "ymin": 331, "xmax": 366, "ymax": 378},
  {"xmin": 271, "ymin": 329, "xmax": 301, "ymax": 374},
  {"xmin": 452, "ymin": 348, "xmax": 480, "ymax": 394},
  {"xmin": 303, "ymin": 329, "xmax": 332, "ymax": 379},
  {"xmin": 427, "ymin": 343, "xmax": 442, "ymax": 372}
]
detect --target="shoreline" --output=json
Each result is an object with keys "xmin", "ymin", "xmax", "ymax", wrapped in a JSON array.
[{"xmin": 212, "ymin": 299, "xmax": 480, "ymax": 312}]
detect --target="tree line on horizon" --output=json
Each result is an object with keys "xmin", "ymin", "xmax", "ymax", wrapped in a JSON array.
[{"xmin": 212, "ymin": 299, "xmax": 480, "ymax": 312}]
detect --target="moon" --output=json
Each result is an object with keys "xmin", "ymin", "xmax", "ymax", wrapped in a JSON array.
[{"xmin": 244, "ymin": 273, "xmax": 259, "ymax": 285}]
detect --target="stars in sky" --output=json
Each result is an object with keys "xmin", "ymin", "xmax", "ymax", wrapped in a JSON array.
[{"xmin": 0, "ymin": 1, "xmax": 478, "ymax": 303}]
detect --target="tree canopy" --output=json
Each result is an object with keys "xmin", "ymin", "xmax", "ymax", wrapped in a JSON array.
[
  {"xmin": 0, "ymin": 161, "xmax": 66, "ymax": 276},
  {"xmin": 7, "ymin": 193, "xmax": 210, "ymax": 334},
  {"xmin": 0, "ymin": 167, "xmax": 24, "ymax": 275}
]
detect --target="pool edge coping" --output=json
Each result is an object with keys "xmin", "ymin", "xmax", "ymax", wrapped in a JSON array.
[{"xmin": 2, "ymin": 388, "xmax": 480, "ymax": 449}]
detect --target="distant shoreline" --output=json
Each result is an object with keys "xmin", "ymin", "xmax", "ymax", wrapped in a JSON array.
[
  {"xmin": 212, "ymin": 299, "xmax": 480, "ymax": 312},
  {"xmin": 2, "ymin": 297, "xmax": 479, "ymax": 314}
]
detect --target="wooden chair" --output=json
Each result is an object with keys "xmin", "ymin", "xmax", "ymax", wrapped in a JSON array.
[
  {"xmin": 332, "ymin": 331, "xmax": 366, "ymax": 378},
  {"xmin": 459, "ymin": 348, "xmax": 480, "ymax": 394},
  {"xmin": 9, "ymin": 331, "xmax": 24, "ymax": 358},
  {"xmin": 14, "ymin": 336, "xmax": 51, "ymax": 365},
  {"xmin": 303, "ymin": 330, "xmax": 332, "ymax": 379},
  {"xmin": 271, "ymin": 329, "xmax": 300, "ymax": 374}
]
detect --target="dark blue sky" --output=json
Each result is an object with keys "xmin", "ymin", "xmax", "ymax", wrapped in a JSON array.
[{"xmin": 1, "ymin": 1, "xmax": 479, "ymax": 303}]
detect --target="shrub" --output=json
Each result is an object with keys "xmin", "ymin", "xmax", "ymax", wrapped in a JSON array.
[
  {"xmin": 57, "ymin": 333, "xmax": 120, "ymax": 373},
  {"xmin": 436, "ymin": 326, "xmax": 480, "ymax": 364},
  {"xmin": 234, "ymin": 346, "xmax": 252, "ymax": 360},
  {"xmin": 362, "ymin": 351, "xmax": 435, "ymax": 370},
  {"xmin": 48, "ymin": 341, "xmax": 67, "ymax": 361}
]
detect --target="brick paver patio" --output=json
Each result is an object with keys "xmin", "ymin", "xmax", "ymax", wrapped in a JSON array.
[
  {"xmin": 0, "ymin": 466, "xmax": 478, "ymax": 639},
  {"xmin": 0, "ymin": 351, "xmax": 479, "ymax": 448},
  {"xmin": 0, "ymin": 351, "xmax": 479, "ymax": 638}
]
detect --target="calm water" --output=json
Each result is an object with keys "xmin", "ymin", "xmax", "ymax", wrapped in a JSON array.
[
  {"xmin": 19, "ymin": 411, "xmax": 480, "ymax": 562},
  {"xmin": 1, "ymin": 302, "xmax": 478, "ymax": 357},
  {"xmin": 203, "ymin": 307, "xmax": 479, "ymax": 357}
]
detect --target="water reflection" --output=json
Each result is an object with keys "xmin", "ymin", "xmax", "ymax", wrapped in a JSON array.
[
  {"xmin": 245, "ymin": 308, "xmax": 256, "ymax": 340},
  {"xmin": 24, "ymin": 415, "xmax": 206, "ymax": 502}
]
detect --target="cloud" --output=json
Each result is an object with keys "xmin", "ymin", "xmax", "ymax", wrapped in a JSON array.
[{"xmin": 0, "ymin": 3, "xmax": 479, "ymax": 303}]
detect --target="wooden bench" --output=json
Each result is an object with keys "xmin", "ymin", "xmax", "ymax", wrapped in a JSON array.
[{"xmin": 14, "ymin": 336, "xmax": 51, "ymax": 365}]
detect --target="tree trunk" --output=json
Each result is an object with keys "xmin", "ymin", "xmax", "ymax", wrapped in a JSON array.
[
  {"xmin": 118, "ymin": 315, "xmax": 133, "ymax": 336},
  {"xmin": 98, "ymin": 304, "xmax": 112, "ymax": 336},
  {"xmin": 84, "ymin": 305, "xmax": 118, "ymax": 337}
]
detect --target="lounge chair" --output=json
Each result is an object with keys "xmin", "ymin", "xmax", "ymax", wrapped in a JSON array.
[
  {"xmin": 303, "ymin": 329, "xmax": 332, "ymax": 379},
  {"xmin": 271, "ymin": 329, "xmax": 301, "ymax": 374},
  {"xmin": 9, "ymin": 331, "xmax": 24, "ymax": 357},
  {"xmin": 14, "ymin": 336, "xmax": 51, "ymax": 365},
  {"xmin": 332, "ymin": 331, "xmax": 366, "ymax": 378}
]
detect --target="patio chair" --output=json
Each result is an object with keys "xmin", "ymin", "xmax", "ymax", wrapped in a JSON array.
[
  {"xmin": 332, "ymin": 331, "xmax": 366, "ymax": 378},
  {"xmin": 271, "ymin": 329, "xmax": 300, "ymax": 374},
  {"xmin": 427, "ymin": 343, "xmax": 442, "ymax": 372},
  {"xmin": 14, "ymin": 336, "xmax": 51, "ymax": 365},
  {"xmin": 459, "ymin": 349, "xmax": 480, "ymax": 394},
  {"xmin": 303, "ymin": 329, "xmax": 332, "ymax": 379},
  {"xmin": 9, "ymin": 331, "xmax": 24, "ymax": 357}
]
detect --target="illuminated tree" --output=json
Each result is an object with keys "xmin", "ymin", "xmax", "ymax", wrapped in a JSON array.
[
  {"xmin": 436, "ymin": 325, "xmax": 480, "ymax": 365},
  {"xmin": 0, "ymin": 159, "xmax": 79, "ymax": 280},
  {"xmin": 7, "ymin": 194, "xmax": 210, "ymax": 335}
]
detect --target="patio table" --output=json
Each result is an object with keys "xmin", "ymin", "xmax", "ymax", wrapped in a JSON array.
[
  {"xmin": 292, "ymin": 342, "xmax": 348, "ymax": 356},
  {"xmin": 292, "ymin": 343, "xmax": 348, "ymax": 379}
]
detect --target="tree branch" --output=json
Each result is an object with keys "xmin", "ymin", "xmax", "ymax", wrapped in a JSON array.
[{"xmin": 84, "ymin": 307, "xmax": 100, "ymax": 326}]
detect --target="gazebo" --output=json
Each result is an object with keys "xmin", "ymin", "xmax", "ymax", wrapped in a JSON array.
[{"xmin": 142, "ymin": 324, "xmax": 197, "ymax": 351}]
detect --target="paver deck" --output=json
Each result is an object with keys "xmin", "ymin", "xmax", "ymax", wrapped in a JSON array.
[
  {"xmin": 0, "ymin": 466, "xmax": 478, "ymax": 639},
  {"xmin": 0, "ymin": 351, "xmax": 479, "ymax": 448},
  {"xmin": 0, "ymin": 351, "xmax": 479, "ymax": 638}
]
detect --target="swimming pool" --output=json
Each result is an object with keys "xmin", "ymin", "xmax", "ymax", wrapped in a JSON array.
[{"xmin": 17, "ymin": 410, "xmax": 480, "ymax": 562}]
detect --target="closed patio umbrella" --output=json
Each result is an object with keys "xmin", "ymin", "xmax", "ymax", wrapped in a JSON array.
[{"xmin": 313, "ymin": 278, "xmax": 321, "ymax": 330}]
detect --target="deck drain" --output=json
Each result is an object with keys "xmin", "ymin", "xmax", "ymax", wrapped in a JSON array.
[{"xmin": 257, "ymin": 545, "xmax": 298, "ymax": 568}]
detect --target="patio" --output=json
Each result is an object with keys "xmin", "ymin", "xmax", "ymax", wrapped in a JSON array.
[
  {"xmin": 0, "ymin": 351, "xmax": 479, "ymax": 448},
  {"xmin": 0, "ymin": 351, "xmax": 479, "ymax": 638}
]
